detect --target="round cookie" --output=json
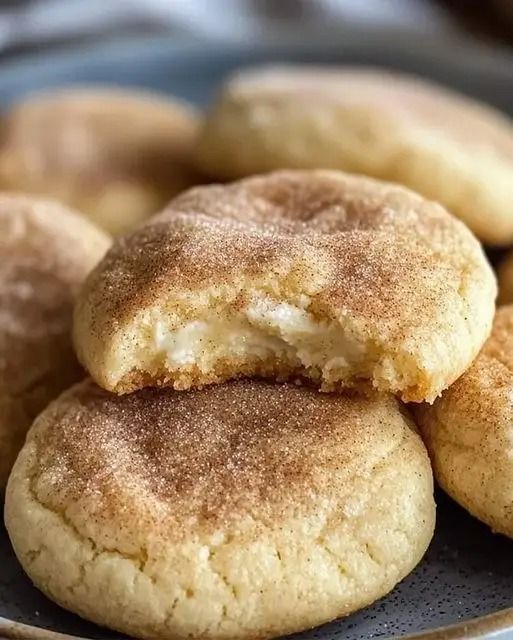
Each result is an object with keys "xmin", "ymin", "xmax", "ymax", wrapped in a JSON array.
[
  {"xmin": 0, "ymin": 88, "xmax": 200, "ymax": 236},
  {"xmin": 416, "ymin": 305, "xmax": 513, "ymax": 538},
  {"xmin": 0, "ymin": 193, "xmax": 110, "ymax": 488},
  {"xmin": 196, "ymin": 66, "xmax": 513, "ymax": 245},
  {"xmin": 73, "ymin": 170, "xmax": 496, "ymax": 403},
  {"xmin": 497, "ymin": 251, "xmax": 513, "ymax": 304},
  {"xmin": 5, "ymin": 379, "xmax": 435, "ymax": 640}
]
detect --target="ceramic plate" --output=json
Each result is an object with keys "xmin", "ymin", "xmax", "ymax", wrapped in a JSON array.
[{"xmin": 1, "ymin": 31, "xmax": 513, "ymax": 640}]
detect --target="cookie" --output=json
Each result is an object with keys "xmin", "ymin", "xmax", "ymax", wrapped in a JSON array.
[
  {"xmin": 74, "ymin": 170, "xmax": 496, "ymax": 402},
  {"xmin": 0, "ymin": 193, "xmax": 110, "ymax": 487},
  {"xmin": 0, "ymin": 88, "xmax": 200, "ymax": 235},
  {"xmin": 5, "ymin": 379, "xmax": 434, "ymax": 640},
  {"xmin": 196, "ymin": 66, "xmax": 513, "ymax": 245},
  {"xmin": 416, "ymin": 305, "xmax": 513, "ymax": 538}
]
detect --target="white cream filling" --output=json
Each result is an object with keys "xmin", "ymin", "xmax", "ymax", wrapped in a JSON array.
[
  {"xmin": 151, "ymin": 293, "xmax": 370, "ymax": 380},
  {"xmin": 153, "ymin": 316, "xmax": 292, "ymax": 370}
]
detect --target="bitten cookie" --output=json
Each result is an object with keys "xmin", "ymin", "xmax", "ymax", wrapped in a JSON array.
[
  {"xmin": 0, "ymin": 193, "xmax": 110, "ymax": 488},
  {"xmin": 5, "ymin": 379, "xmax": 435, "ymax": 640},
  {"xmin": 196, "ymin": 66, "xmax": 513, "ymax": 245},
  {"xmin": 0, "ymin": 88, "xmax": 200, "ymax": 235},
  {"xmin": 74, "ymin": 170, "xmax": 496, "ymax": 402},
  {"xmin": 416, "ymin": 305, "xmax": 513, "ymax": 538}
]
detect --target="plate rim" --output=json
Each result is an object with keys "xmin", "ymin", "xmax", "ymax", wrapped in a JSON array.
[{"xmin": 2, "ymin": 603, "xmax": 513, "ymax": 640}]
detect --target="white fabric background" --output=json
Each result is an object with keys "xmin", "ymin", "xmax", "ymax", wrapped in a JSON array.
[{"xmin": 0, "ymin": 0, "xmax": 457, "ymax": 53}]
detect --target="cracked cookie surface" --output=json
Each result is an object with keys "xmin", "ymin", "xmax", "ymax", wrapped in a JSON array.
[
  {"xmin": 0, "ymin": 193, "xmax": 110, "ymax": 487},
  {"xmin": 5, "ymin": 379, "xmax": 435, "ymax": 640},
  {"xmin": 74, "ymin": 169, "xmax": 496, "ymax": 402},
  {"xmin": 196, "ymin": 66, "xmax": 513, "ymax": 245},
  {"xmin": 415, "ymin": 305, "xmax": 513, "ymax": 538}
]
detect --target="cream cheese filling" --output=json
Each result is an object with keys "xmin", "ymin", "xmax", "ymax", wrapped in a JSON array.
[{"xmin": 149, "ymin": 292, "xmax": 369, "ymax": 382}]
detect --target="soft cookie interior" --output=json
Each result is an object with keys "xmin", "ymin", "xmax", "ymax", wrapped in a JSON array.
[{"xmin": 81, "ymin": 273, "xmax": 439, "ymax": 402}]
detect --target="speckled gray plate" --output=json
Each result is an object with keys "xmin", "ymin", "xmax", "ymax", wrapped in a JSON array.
[{"xmin": 1, "ymin": 31, "xmax": 513, "ymax": 640}]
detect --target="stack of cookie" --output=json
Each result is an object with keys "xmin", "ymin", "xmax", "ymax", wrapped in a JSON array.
[
  {"xmin": 4, "ymin": 167, "xmax": 496, "ymax": 638},
  {"xmin": 193, "ymin": 66, "xmax": 513, "ymax": 546},
  {"xmin": 3, "ymin": 65, "xmax": 513, "ymax": 640}
]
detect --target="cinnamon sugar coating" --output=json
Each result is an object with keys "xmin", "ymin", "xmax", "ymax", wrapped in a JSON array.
[
  {"xmin": 74, "ymin": 170, "xmax": 496, "ymax": 402},
  {"xmin": 5, "ymin": 379, "xmax": 434, "ymax": 639},
  {"xmin": 0, "ymin": 193, "xmax": 110, "ymax": 487}
]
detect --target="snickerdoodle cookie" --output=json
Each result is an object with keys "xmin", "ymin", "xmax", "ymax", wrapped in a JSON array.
[
  {"xmin": 0, "ymin": 88, "xmax": 200, "ymax": 235},
  {"xmin": 196, "ymin": 66, "xmax": 513, "ymax": 245},
  {"xmin": 74, "ymin": 170, "xmax": 496, "ymax": 402},
  {"xmin": 416, "ymin": 305, "xmax": 513, "ymax": 538},
  {"xmin": 5, "ymin": 379, "xmax": 434, "ymax": 640},
  {"xmin": 0, "ymin": 193, "xmax": 110, "ymax": 488}
]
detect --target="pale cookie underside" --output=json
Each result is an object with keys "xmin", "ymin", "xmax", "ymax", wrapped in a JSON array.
[{"xmin": 196, "ymin": 67, "xmax": 513, "ymax": 245}]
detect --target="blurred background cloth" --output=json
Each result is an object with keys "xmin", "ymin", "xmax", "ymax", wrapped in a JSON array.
[{"xmin": 0, "ymin": 0, "xmax": 512, "ymax": 59}]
